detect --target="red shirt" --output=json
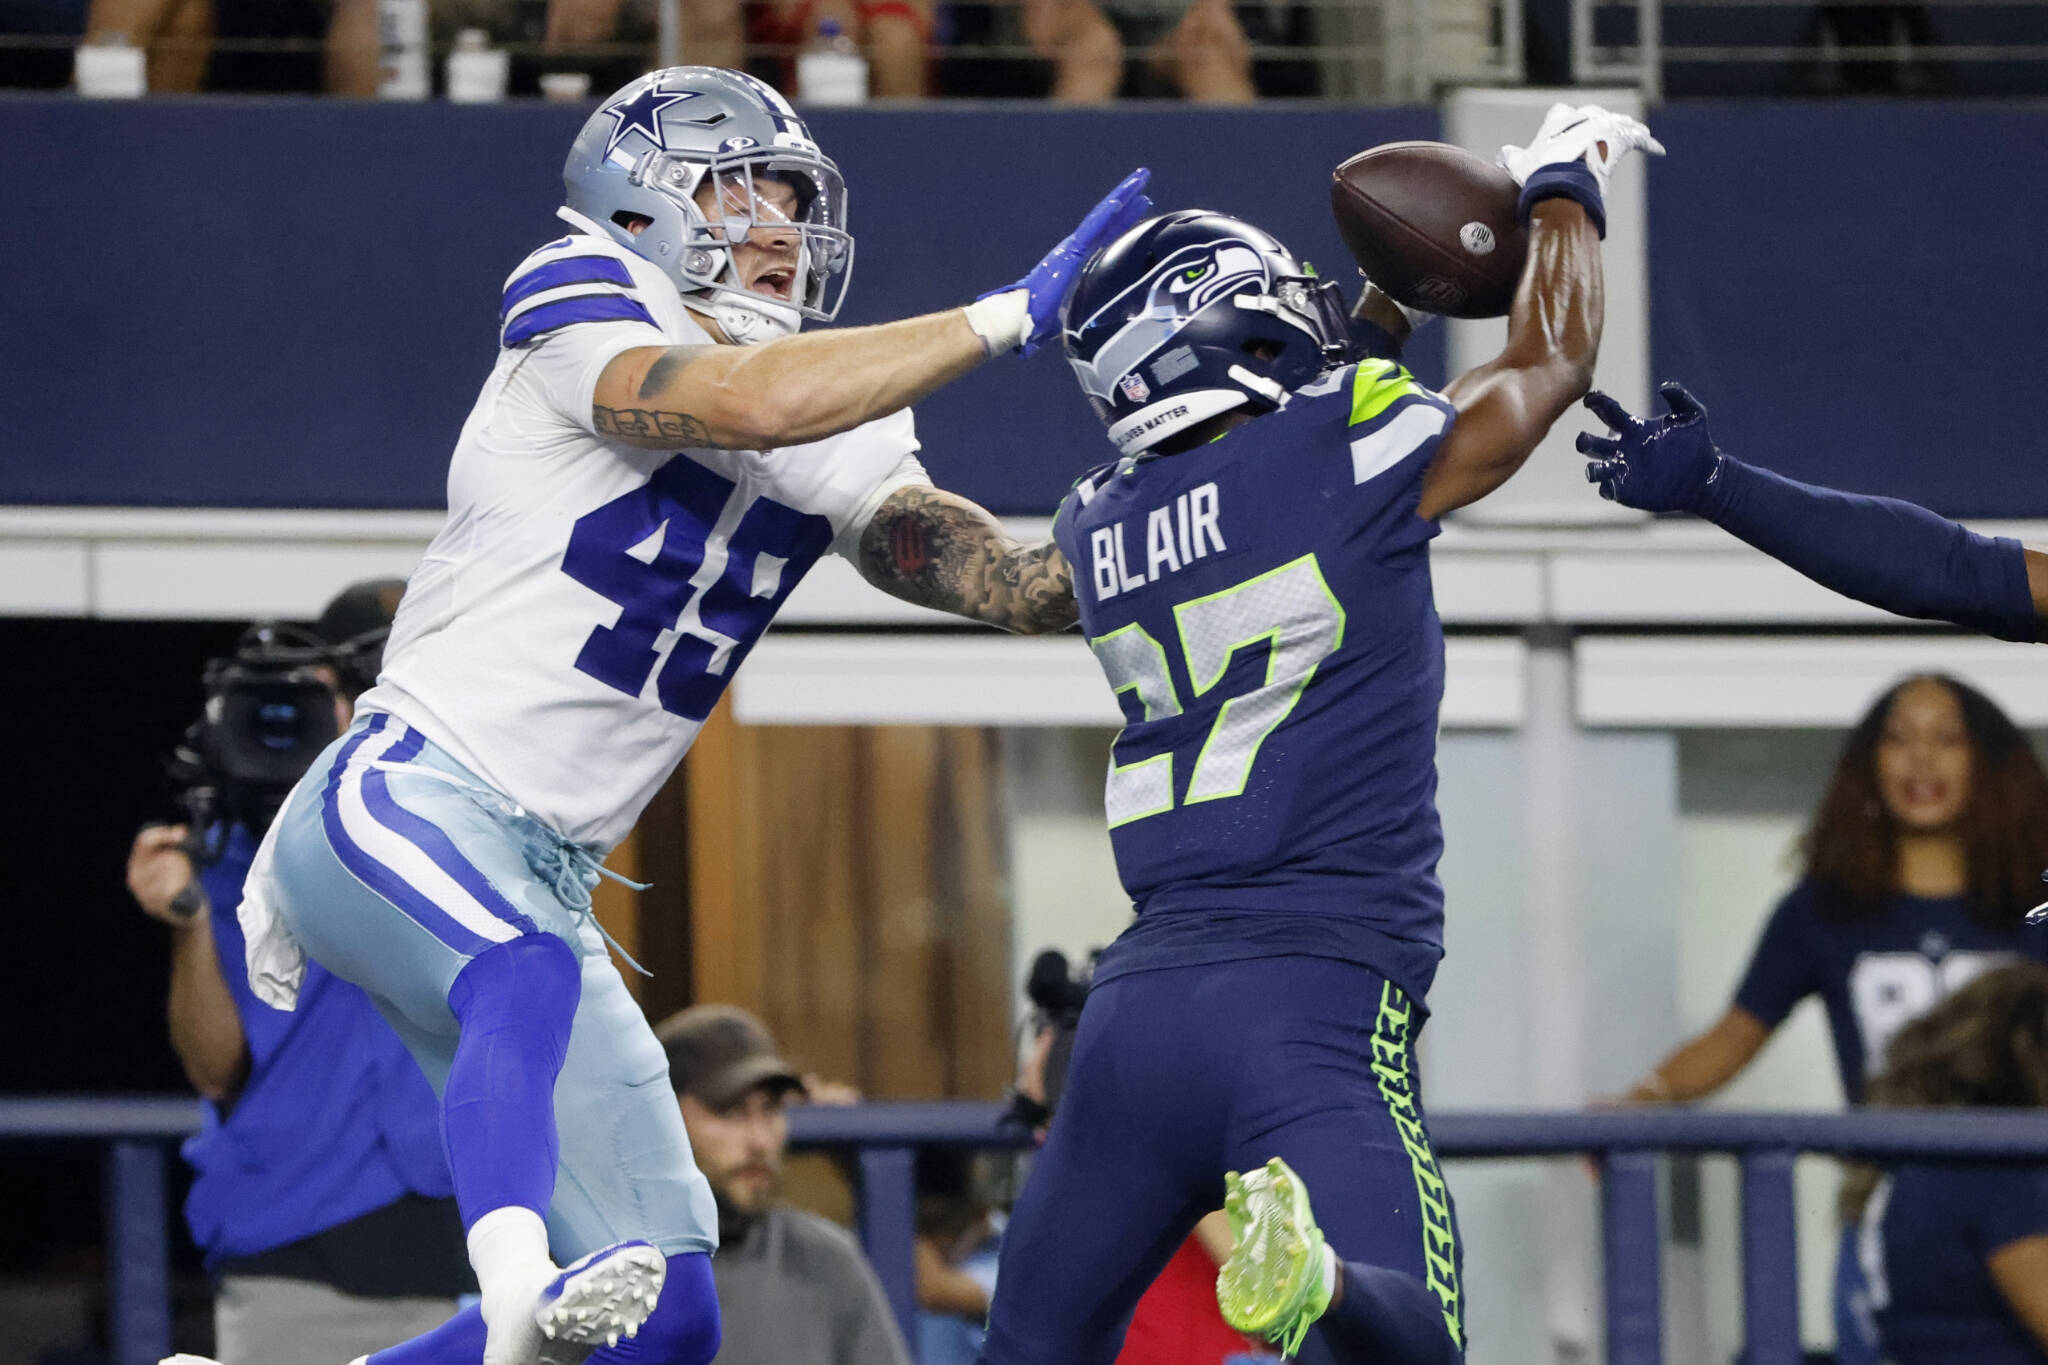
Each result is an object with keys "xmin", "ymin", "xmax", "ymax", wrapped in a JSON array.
[{"xmin": 1118, "ymin": 1236, "xmax": 1271, "ymax": 1365}]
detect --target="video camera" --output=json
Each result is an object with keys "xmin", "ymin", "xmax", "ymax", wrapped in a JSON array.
[{"xmin": 167, "ymin": 622, "xmax": 358, "ymax": 858}]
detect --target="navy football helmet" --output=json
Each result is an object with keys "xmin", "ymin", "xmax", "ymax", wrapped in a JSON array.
[
  {"xmin": 1060, "ymin": 211, "xmax": 1352, "ymax": 455},
  {"xmin": 562, "ymin": 67, "xmax": 852, "ymax": 344}
]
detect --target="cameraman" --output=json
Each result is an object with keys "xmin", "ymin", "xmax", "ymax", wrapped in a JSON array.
[{"xmin": 129, "ymin": 581, "xmax": 472, "ymax": 1365}]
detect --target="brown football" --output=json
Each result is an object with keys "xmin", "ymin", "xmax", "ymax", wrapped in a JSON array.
[{"xmin": 1331, "ymin": 141, "xmax": 1528, "ymax": 320}]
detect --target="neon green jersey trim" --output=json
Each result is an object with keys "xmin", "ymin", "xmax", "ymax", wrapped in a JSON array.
[{"xmin": 1350, "ymin": 358, "xmax": 1424, "ymax": 427}]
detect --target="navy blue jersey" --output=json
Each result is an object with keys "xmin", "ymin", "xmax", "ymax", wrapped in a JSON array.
[
  {"xmin": 1859, "ymin": 1161, "xmax": 2048, "ymax": 1364},
  {"xmin": 1053, "ymin": 360, "xmax": 1456, "ymax": 1006},
  {"xmin": 1733, "ymin": 879, "xmax": 2048, "ymax": 1101}
]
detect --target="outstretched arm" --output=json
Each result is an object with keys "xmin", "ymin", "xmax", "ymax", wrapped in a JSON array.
[
  {"xmin": 854, "ymin": 486, "xmax": 1078, "ymax": 635},
  {"xmin": 1624, "ymin": 1005, "xmax": 1771, "ymax": 1104},
  {"xmin": 592, "ymin": 316, "xmax": 987, "ymax": 451},
  {"xmin": 589, "ymin": 168, "xmax": 1151, "ymax": 452},
  {"xmin": 1416, "ymin": 198, "xmax": 1602, "ymax": 521},
  {"xmin": 1581, "ymin": 384, "xmax": 2047, "ymax": 642},
  {"xmin": 1414, "ymin": 103, "xmax": 1662, "ymax": 521}
]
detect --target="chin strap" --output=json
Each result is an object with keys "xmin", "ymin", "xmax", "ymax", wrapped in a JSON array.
[
  {"xmin": 682, "ymin": 291, "xmax": 800, "ymax": 345},
  {"xmin": 1225, "ymin": 364, "xmax": 1292, "ymax": 408}
]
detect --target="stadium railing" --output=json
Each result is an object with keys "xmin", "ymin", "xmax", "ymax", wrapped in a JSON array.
[
  {"xmin": 1573, "ymin": 0, "xmax": 2048, "ymax": 98},
  {"xmin": 0, "ymin": 0, "xmax": 1522, "ymax": 102},
  {"xmin": 14, "ymin": 1096, "xmax": 2048, "ymax": 1365}
]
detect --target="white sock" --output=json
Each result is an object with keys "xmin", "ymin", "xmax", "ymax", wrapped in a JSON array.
[
  {"xmin": 1319, "ymin": 1242, "xmax": 1339, "ymax": 1303},
  {"xmin": 468, "ymin": 1207, "xmax": 557, "ymax": 1365}
]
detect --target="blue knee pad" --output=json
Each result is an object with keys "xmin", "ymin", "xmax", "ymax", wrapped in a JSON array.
[
  {"xmin": 585, "ymin": 1253, "xmax": 720, "ymax": 1365},
  {"xmin": 444, "ymin": 933, "xmax": 581, "ymax": 1225}
]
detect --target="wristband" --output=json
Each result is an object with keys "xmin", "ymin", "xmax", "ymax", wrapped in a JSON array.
[
  {"xmin": 963, "ymin": 290, "xmax": 1031, "ymax": 357},
  {"xmin": 1518, "ymin": 161, "xmax": 1606, "ymax": 238}
]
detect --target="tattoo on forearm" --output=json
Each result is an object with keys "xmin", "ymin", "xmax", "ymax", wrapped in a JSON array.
[
  {"xmin": 858, "ymin": 486, "xmax": 1078, "ymax": 635},
  {"xmin": 592, "ymin": 405, "xmax": 721, "ymax": 448}
]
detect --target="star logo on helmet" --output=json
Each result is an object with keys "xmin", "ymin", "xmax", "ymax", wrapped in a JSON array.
[{"xmin": 600, "ymin": 80, "xmax": 703, "ymax": 161}]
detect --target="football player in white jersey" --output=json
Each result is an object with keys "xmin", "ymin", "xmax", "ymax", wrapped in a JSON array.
[{"xmin": 198, "ymin": 66, "xmax": 1149, "ymax": 1365}]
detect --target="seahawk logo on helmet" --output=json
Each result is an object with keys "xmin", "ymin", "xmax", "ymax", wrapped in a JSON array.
[
  {"xmin": 1061, "ymin": 210, "xmax": 1351, "ymax": 455},
  {"xmin": 561, "ymin": 66, "xmax": 854, "ymax": 345}
]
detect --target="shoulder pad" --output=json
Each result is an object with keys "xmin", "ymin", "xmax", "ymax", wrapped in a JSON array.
[
  {"xmin": 1052, "ymin": 460, "xmax": 1119, "ymax": 532},
  {"xmin": 1347, "ymin": 358, "xmax": 1444, "ymax": 427},
  {"xmin": 499, "ymin": 235, "xmax": 657, "ymax": 349},
  {"xmin": 1071, "ymin": 460, "xmax": 1121, "ymax": 505}
]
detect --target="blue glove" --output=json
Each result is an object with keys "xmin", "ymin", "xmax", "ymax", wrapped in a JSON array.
[
  {"xmin": 978, "ymin": 168, "xmax": 1152, "ymax": 358},
  {"xmin": 1577, "ymin": 382, "xmax": 1724, "ymax": 512}
]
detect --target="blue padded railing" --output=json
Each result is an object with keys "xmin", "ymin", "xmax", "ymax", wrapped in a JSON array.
[
  {"xmin": 13, "ymin": 1097, "xmax": 2048, "ymax": 1365},
  {"xmin": 785, "ymin": 1103, "xmax": 2048, "ymax": 1364}
]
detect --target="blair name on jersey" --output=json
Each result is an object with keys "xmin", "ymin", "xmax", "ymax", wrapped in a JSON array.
[{"xmin": 1089, "ymin": 481, "xmax": 1226, "ymax": 601}]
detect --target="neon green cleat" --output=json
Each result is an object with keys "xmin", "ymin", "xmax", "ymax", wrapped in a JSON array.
[{"xmin": 1216, "ymin": 1157, "xmax": 1333, "ymax": 1358}]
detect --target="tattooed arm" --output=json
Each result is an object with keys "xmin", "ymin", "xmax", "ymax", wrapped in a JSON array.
[
  {"xmin": 855, "ymin": 486, "xmax": 1078, "ymax": 636},
  {"xmin": 590, "ymin": 306, "xmax": 987, "ymax": 453}
]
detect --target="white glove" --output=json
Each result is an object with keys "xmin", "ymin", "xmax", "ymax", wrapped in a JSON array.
[{"xmin": 1499, "ymin": 102, "xmax": 1665, "ymax": 196}]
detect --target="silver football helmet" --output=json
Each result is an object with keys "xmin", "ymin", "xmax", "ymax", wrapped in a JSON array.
[{"xmin": 561, "ymin": 66, "xmax": 853, "ymax": 345}]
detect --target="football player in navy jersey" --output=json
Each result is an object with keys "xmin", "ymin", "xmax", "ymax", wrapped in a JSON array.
[
  {"xmin": 1843, "ymin": 964, "xmax": 2048, "ymax": 1365},
  {"xmin": 856, "ymin": 103, "xmax": 1661, "ymax": 1364}
]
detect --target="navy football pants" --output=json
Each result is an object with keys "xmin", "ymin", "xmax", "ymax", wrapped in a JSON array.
[{"xmin": 976, "ymin": 954, "xmax": 1465, "ymax": 1365}]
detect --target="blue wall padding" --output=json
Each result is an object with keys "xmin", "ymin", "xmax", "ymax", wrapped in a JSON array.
[
  {"xmin": 0, "ymin": 98, "xmax": 1438, "ymax": 515},
  {"xmin": 1645, "ymin": 101, "xmax": 2048, "ymax": 519},
  {"xmin": 7, "ymin": 99, "xmax": 2043, "ymax": 517}
]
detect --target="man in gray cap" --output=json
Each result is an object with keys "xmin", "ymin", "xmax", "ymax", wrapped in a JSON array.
[{"xmin": 658, "ymin": 1004, "xmax": 912, "ymax": 1365}]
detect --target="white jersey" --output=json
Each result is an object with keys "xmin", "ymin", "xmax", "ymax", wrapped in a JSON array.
[{"xmin": 358, "ymin": 230, "xmax": 928, "ymax": 849}]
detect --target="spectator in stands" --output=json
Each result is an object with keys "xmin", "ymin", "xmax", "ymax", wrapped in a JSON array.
[
  {"xmin": 912, "ymin": 1144, "xmax": 1004, "ymax": 1365},
  {"xmin": 81, "ymin": 0, "xmax": 393, "ymax": 92},
  {"xmin": 543, "ymin": 0, "xmax": 934, "ymax": 97},
  {"xmin": 1024, "ymin": 0, "xmax": 1253, "ymax": 102},
  {"xmin": 1624, "ymin": 673, "xmax": 2048, "ymax": 1109},
  {"xmin": 657, "ymin": 1003, "xmax": 912, "ymax": 1365},
  {"xmin": 129, "ymin": 581, "xmax": 472, "ymax": 1364},
  {"xmin": 1624, "ymin": 673, "xmax": 2048, "ymax": 1365},
  {"xmin": 1841, "ymin": 962, "xmax": 2048, "ymax": 1364},
  {"xmin": 82, "ymin": 0, "xmax": 211, "ymax": 90}
]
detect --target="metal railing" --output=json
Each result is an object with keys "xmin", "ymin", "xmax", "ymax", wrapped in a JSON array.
[
  {"xmin": 0, "ymin": 0, "xmax": 1524, "ymax": 102},
  {"xmin": 15, "ymin": 1095, "xmax": 2048, "ymax": 1365},
  {"xmin": 1576, "ymin": 0, "xmax": 2048, "ymax": 97},
  {"xmin": 0, "ymin": 1097, "xmax": 201, "ymax": 1365}
]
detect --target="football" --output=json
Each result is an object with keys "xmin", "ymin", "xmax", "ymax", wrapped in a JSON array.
[{"xmin": 1330, "ymin": 140, "xmax": 1528, "ymax": 320}]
